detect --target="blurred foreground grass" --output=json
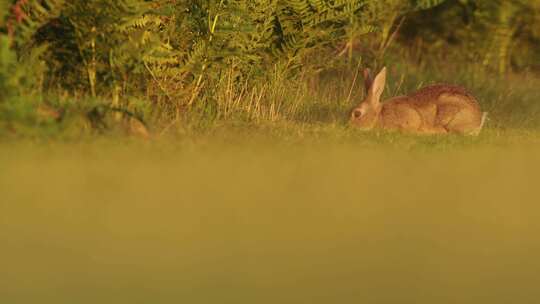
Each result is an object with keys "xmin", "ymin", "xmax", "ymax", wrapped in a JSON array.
[{"xmin": 2, "ymin": 131, "xmax": 540, "ymax": 304}]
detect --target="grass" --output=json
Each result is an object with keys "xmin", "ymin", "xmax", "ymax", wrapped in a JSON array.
[
  {"xmin": 1, "ymin": 62, "xmax": 540, "ymax": 303},
  {"xmin": 2, "ymin": 136, "xmax": 540, "ymax": 304},
  {"xmin": 2, "ymin": 60, "xmax": 540, "ymax": 139}
]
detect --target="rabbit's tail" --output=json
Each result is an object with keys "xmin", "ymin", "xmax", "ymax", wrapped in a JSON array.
[{"xmin": 470, "ymin": 112, "xmax": 488, "ymax": 136}]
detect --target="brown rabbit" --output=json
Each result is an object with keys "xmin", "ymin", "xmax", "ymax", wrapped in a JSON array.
[{"xmin": 350, "ymin": 67, "xmax": 487, "ymax": 135}]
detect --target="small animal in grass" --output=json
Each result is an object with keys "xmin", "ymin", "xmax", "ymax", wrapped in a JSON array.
[{"xmin": 350, "ymin": 67, "xmax": 487, "ymax": 135}]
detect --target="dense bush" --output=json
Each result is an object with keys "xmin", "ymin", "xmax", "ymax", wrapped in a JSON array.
[
  {"xmin": 0, "ymin": 0, "xmax": 538, "ymax": 133},
  {"xmin": 401, "ymin": 0, "xmax": 540, "ymax": 73}
]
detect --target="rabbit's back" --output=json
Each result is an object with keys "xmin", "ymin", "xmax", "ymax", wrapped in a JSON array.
[
  {"xmin": 380, "ymin": 84, "xmax": 483, "ymax": 134},
  {"xmin": 408, "ymin": 84, "xmax": 480, "ymax": 110}
]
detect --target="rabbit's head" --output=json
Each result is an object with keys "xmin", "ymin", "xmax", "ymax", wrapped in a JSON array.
[{"xmin": 350, "ymin": 67, "xmax": 387, "ymax": 130}]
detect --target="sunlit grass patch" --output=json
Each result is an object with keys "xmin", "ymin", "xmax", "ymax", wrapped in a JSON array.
[{"xmin": 2, "ymin": 137, "xmax": 540, "ymax": 304}]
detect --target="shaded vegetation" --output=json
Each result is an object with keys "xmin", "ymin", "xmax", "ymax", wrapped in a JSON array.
[{"xmin": 0, "ymin": 0, "xmax": 538, "ymax": 138}]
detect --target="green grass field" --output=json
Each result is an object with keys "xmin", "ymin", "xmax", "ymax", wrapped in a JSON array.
[
  {"xmin": 2, "ymin": 127, "xmax": 540, "ymax": 303},
  {"xmin": 2, "ymin": 31, "xmax": 540, "ymax": 304},
  {"xmin": 2, "ymin": 63, "xmax": 540, "ymax": 304},
  {"xmin": 2, "ymin": 1, "xmax": 540, "ymax": 302}
]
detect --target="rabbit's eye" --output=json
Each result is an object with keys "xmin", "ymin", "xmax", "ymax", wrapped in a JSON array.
[{"xmin": 353, "ymin": 109, "xmax": 362, "ymax": 118}]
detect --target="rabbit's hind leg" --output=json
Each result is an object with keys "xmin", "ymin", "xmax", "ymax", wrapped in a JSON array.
[{"xmin": 446, "ymin": 107, "xmax": 483, "ymax": 135}]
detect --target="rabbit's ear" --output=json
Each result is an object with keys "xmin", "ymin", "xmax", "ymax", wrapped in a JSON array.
[
  {"xmin": 363, "ymin": 68, "xmax": 372, "ymax": 94},
  {"xmin": 369, "ymin": 67, "xmax": 386, "ymax": 106}
]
